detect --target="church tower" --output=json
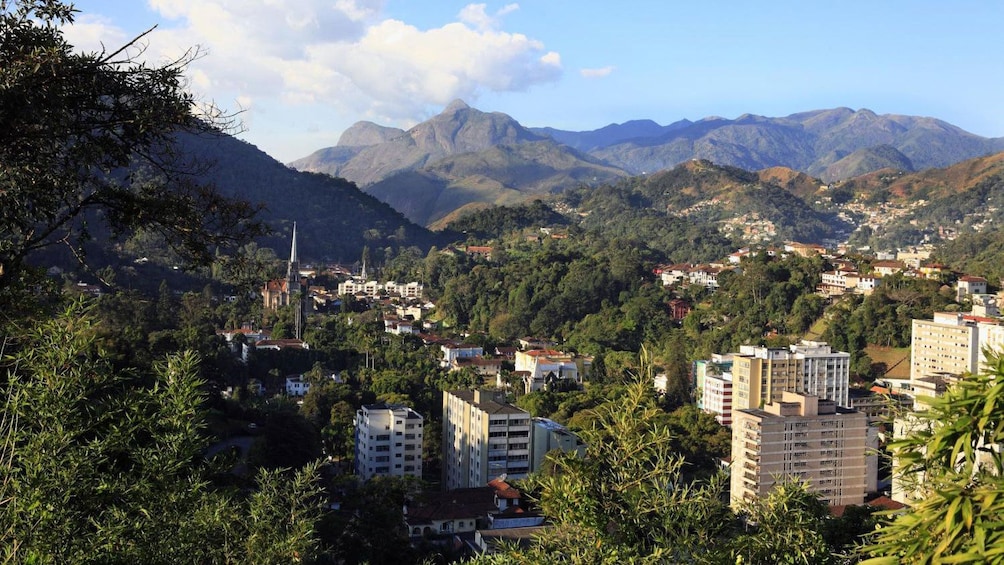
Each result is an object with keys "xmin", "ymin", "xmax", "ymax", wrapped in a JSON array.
[
  {"xmin": 262, "ymin": 223, "xmax": 306, "ymax": 341},
  {"xmin": 287, "ymin": 222, "xmax": 301, "ymax": 296}
]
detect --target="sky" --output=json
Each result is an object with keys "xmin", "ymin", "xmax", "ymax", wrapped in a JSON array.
[{"xmin": 64, "ymin": 0, "xmax": 1004, "ymax": 163}]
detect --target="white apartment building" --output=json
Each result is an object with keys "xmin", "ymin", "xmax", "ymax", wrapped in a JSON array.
[
  {"xmin": 354, "ymin": 404, "xmax": 424, "ymax": 481},
  {"xmin": 336, "ymin": 279, "xmax": 423, "ymax": 299},
  {"xmin": 702, "ymin": 371, "xmax": 734, "ymax": 427},
  {"xmin": 442, "ymin": 390, "xmax": 533, "ymax": 490},
  {"xmin": 731, "ymin": 392, "xmax": 873, "ymax": 508},
  {"xmin": 793, "ymin": 341, "xmax": 851, "ymax": 407}
]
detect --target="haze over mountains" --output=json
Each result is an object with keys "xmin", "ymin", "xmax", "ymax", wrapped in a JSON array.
[{"xmin": 289, "ymin": 101, "xmax": 1004, "ymax": 226}]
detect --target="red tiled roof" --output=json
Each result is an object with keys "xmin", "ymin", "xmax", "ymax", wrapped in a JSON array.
[{"xmin": 487, "ymin": 478, "xmax": 521, "ymax": 500}]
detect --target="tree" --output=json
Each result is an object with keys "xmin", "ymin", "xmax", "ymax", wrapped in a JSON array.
[
  {"xmin": 732, "ymin": 479, "xmax": 836, "ymax": 565},
  {"xmin": 862, "ymin": 350, "xmax": 1004, "ymax": 564},
  {"xmin": 0, "ymin": 0, "xmax": 263, "ymax": 302},
  {"xmin": 0, "ymin": 301, "xmax": 324, "ymax": 563},
  {"xmin": 475, "ymin": 381, "xmax": 736, "ymax": 564}
]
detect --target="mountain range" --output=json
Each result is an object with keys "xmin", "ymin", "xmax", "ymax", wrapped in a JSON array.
[{"xmin": 290, "ymin": 102, "xmax": 1004, "ymax": 227}]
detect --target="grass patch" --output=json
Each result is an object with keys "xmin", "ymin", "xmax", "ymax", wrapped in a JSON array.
[{"xmin": 864, "ymin": 346, "xmax": 910, "ymax": 380}]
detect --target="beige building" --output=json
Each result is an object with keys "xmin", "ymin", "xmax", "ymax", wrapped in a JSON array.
[
  {"xmin": 910, "ymin": 313, "xmax": 982, "ymax": 385},
  {"xmin": 731, "ymin": 392, "xmax": 872, "ymax": 508},
  {"xmin": 442, "ymin": 390, "xmax": 533, "ymax": 490}
]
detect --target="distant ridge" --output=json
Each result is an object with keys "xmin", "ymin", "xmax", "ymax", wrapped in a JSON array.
[{"xmin": 288, "ymin": 101, "xmax": 1004, "ymax": 228}]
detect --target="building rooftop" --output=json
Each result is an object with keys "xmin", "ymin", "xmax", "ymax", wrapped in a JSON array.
[{"xmin": 448, "ymin": 390, "xmax": 527, "ymax": 415}]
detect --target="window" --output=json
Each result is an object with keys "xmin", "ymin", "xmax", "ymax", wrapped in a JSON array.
[{"xmin": 376, "ymin": 434, "xmax": 390, "ymax": 441}]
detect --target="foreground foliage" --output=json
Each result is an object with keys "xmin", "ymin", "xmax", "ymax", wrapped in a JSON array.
[
  {"xmin": 862, "ymin": 350, "xmax": 1004, "ymax": 564},
  {"xmin": 0, "ymin": 0, "xmax": 263, "ymax": 306},
  {"xmin": 0, "ymin": 303, "xmax": 323, "ymax": 564},
  {"xmin": 470, "ymin": 381, "xmax": 853, "ymax": 565}
]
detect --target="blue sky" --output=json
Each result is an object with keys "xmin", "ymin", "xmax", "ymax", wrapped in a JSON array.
[{"xmin": 65, "ymin": 1, "xmax": 1004, "ymax": 163}]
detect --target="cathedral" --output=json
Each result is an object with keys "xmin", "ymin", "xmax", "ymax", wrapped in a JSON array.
[{"xmin": 262, "ymin": 223, "xmax": 303, "ymax": 311}]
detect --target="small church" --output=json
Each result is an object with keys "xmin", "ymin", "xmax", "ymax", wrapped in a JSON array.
[{"xmin": 262, "ymin": 223, "xmax": 303, "ymax": 311}]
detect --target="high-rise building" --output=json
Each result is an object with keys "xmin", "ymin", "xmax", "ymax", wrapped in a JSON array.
[
  {"xmin": 731, "ymin": 392, "xmax": 873, "ymax": 508},
  {"xmin": 702, "ymin": 371, "xmax": 734, "ymax": 427},
  {"xmin": 354, "ymin": 403, "xmax": 424, "ymax": 482},
  {"xmin": 441, "ymin": 390, "xmax": 534, "ymax": 490},
  {"xmin": 910, "ymin": 312, "xmax": 1004, "ymax": 388},
  {"xmin": 731, "ymin": 341, "xmax": 850, "ymax": 414},
  {"xmin": 442, "ymin": 390, "xmax": 586, "ymax": 490}
]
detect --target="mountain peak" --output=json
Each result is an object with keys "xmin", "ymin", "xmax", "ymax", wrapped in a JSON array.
[{"xmin": 443, "ymin": 99, "xmax": 471, "ymax": 113}]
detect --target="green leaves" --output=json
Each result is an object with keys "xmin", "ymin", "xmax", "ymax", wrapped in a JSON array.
[
  {"xmin": 1, "ymin": 301, "xmax": 325, "ymax": 563},
  {"xmin": 864, "ymin": 350, "xmax": 1004, "ymax": 564}
]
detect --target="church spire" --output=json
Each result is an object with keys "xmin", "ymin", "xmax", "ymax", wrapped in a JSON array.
[{"xmin": 287, "ymin": 222, "xmax": 299, "ymax": 282}]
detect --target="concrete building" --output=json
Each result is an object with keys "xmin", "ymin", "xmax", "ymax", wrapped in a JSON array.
[
  {"xmin": 793, "ymin": 341, "xmax": 851, "ymax": 407},
  {"xmin": 731, "ymin": 341, "xmax": 850, "ymax": 414},
  {"xmin": 702, "ymin": 371, "xmax": 734, "ymax": 427},
  {"xmin": 530, "ymin": 418, "xmax": 585, "ymax": 471},
  {"xmin": 693, "ymin": 355, "xmax": 734, "ymax": 410},
  {"xmin": 910, "ymin": 313, "xmax": 982, "ymax": 386},
  {"xmin": 354, "ymin": 403, "xmax": 424, "ymax": 482},
  {"xmin": 956, "ymin": 275, "xmax": 988, "ymax": 301},
  {"xmin": 731, "ymin": 392, "xmax": 872, "ymax": 508},
  {"xmin": 443, "ymin": 390, "xmax": 533, "ymax": 490}
]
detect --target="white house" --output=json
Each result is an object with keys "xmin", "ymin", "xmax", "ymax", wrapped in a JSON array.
[
  {"xmin": 286, "ymin": 375, "xmax": 311, "ymax": 396},
  {"xmin": 441, "ymin": 343, "xmax": 484, "ymax": 368}
]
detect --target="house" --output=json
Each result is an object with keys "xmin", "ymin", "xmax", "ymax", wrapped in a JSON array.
[
  {"xmin": 405, "ymin": 486, "xmax": 498, "ymax": 538},
  {"xmin": 515, "ymin": 350, "xmax": 586, "ymax": 393},
  {"xmin": 818, "ymin": 270, "xmax": 853, "ymax": 296},
  {"xmin": 442, "ymin": 343, "xmax": 484, "ymax": 368},
  {"xmin": 493, "ymin": 346, "xmax": 518, "ymax": 360},
  {"xmin": 957, "ymin": 275, "xmax": 988, "ymax": 300},
  {"xmin": 465, "ymin": 246, "xmax": 494, "ymax": 261},
  {"xmin": 659, "ymin": 263, "xmax": 692, "ymax": 286},
  {"xmin": 285, "ymin": 375, "xmax": 310, "ymax": 396},
  {"xmin": 918, "ymin": 262, "xmax": 948, "ymax": 279},
  {"xmin": 517, "ymin": 337, "xmax": 555, "ymax": 351},
  {"xmin": 688, "ymin": 265, "xmax": 723, "ymax": 291},
  {"xmin": 784, "ymin": 242, "xmax": 827, "ymax": 257},
  {"xmin": 872, "ymin": 260, "xmax": 905, "ymax": 277},
  {"xmin": 666, "ymin": 298, "xmax": 691, "ymax": 320},
  {"xmin": 384, "ymin": 317, "xmax": 419, "ymax": 335},
  {"xmin": 452, "ymin": 356, "xmax": 504, "ymax": 377}
]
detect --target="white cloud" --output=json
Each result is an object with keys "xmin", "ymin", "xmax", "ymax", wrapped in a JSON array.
[
  {"xmin": 580, "ymin": 66, "xmax": 615, "ymax": 79},
  {"xmin": 64, "ymin": 0, "xmax": 557, "ymax": 134},
  {"xmin": 458, "ymin": 3, "xmax": 519, "ymax": 31},
  {"xmin": 62, "ymin": 14, "xmax": 129, "ymax": 55}
]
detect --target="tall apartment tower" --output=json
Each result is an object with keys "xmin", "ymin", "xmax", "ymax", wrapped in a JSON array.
[
  {"xmin": 442, "ymin": 390, "xmax": 532, "ymax": 490},
  {"xmin": 731, "ymin": 392, "xmax": 872, "ymax": 508},
  {"xmin": 731, "ymin": 341, "xmax": 850, "ymax": 414},
  {"xmin": 354, "ymin": 403, "xmax": 424, "ymax": 481},
  {"xmin": 910, "ymin": 312, "xmax": 986, "ymax": 385}
]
